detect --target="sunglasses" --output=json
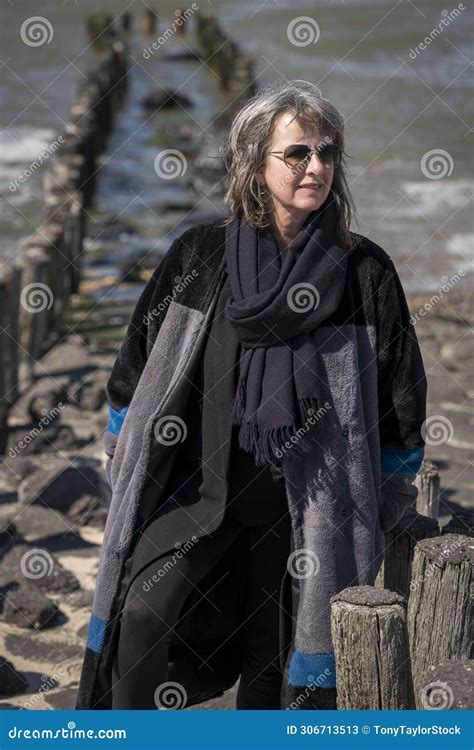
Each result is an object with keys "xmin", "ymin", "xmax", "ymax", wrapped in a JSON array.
[{"xmin": 269, "ymin": 143, "xmax": 342, "ymax": 170}]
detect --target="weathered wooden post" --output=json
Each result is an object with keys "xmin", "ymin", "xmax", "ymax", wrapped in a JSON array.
[
  {"xmin": 18, "ymin": 247, "xmax": 53, "ymax": 382},
  {"xmin": 415, "ymin": 459, "xmax": 440, "ymax": 518},
  {"xmin": 143, "ymin": 8, "xmax": 158, "ymax": 35},
  {"xmin": 375, "ymin": 507, "xmax": 439, "ymax": 597},
  {"xmin": 408, "ymin": 534, "xmax": 473, "ymax": 707},
  {"xmin": 122, "ymin": 11, "xmax": 132, "ymax": 32},
  {"xmin": 174, "ymin": 9, "xmax": 187, "ymax": 34},
  {"xmin": 331, "ymin": 586, "xmax": 415, "ymax": 709},
  {"xmin": 195, "ymin": 11, "xmax": 256, "ymax": 127},
  {"xmin": 0, "ymin": 265, "xmax": 21, "ymax": 452},
  {"xmin": 418, "ymin": 659, "xmax": 473, "ymax": 710}
]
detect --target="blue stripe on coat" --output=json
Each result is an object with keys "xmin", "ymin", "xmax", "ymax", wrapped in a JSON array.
[
  {"xmin": 105, "ymin": 405, "xmax": 129, "ymax": 436},
  {"xmin": 87, "ymin": 613, "xmax": 107, "ymax": 653},
  {"xmin": 381, "ymin": 446, "xmax": 424, "ymax": 475},
  {"xmin": 288, "ymin": 650, "xmax": 336, "ymax": 688}
]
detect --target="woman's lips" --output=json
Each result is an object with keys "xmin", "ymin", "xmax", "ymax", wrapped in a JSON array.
[{"xmin": 298, "ymin": 185, "xmax": 323, "ymax": 191}]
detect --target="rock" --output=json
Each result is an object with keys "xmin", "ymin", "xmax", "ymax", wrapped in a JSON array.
[
  {"xmin": 65, "ymin": 494, "xmax": 109, "ymax": 529},
  {"xmin": 12, "ymin": 505, "xmax": 76, "ymax": 542},
  {"xmin": 0, "ymin": 657, "xmax": 28, "ymax": 697},
  {"xmin": 142, "ymin": 88, "xmax": 192, "ymax": 111},
  {"xmin": 0, "ymin": 456, "xmax": 38, "ymax": 482},
  {"xmin": 0, "ymin": 512, "xmax": 17, "ymax": 552},
  {"xmin": 7, "ymin": 425, "xmax": 77, "ymax": 456},
  {"xmin": 71, "ymin": 372, "xmax": 108, "ymax": 411},
  {"xmin": 4, "ymin": 633, "xmax": 83, "ymax": 665},
  {"xmin": 18, "ymin": 459, "xmax": 111, "ymax": 518},
  {"xmin": 0, "ymin": 544, "xmax": 81, "ymax": 596},
  {"xmin": 0, "ymin": 581, "xmax": 59, "ymax": 630},
  {"xmin": 12, "ymin": 380, "xmax": 68, "ymax": 423}
]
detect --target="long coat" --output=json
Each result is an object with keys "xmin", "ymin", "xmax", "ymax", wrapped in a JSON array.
[{"xmin": 75, "ymin": 218, "xmax": 427, "ymax": 710}]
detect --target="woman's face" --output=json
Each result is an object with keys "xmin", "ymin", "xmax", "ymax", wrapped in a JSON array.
[{"xmin": 257, "ymin": 112, "xmax": 335, "ymax": 222}]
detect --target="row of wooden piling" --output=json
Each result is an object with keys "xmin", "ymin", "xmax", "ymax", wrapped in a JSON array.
[
  {"xmin": 0, "ymin": 18, "xmax": 128, "ymax": 452},
  {"xmin": 195, "ymin": 11, "xmax": 256, "ymax": 127},
  {"xmin": 332, "ymin": 460, "xmax": 472, "ymax": 710}
]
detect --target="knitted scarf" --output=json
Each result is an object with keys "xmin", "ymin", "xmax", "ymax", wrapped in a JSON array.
[{"xmin": 224, "ymin": 196, "xmax": 348, "ymax": 467}]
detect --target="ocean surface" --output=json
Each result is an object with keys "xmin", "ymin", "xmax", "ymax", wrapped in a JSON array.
[{"xmin": 0, "ymin": 0, "xmax": 472, "ymax": 292}]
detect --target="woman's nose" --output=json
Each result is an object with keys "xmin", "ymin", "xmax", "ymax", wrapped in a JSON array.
[{"xmin": 306, "ymin": 151, "xmax": 326, "ymax": 175}]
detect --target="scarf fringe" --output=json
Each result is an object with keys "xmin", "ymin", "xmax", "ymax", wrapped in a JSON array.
[{"xmin": 232, "ymin": 383, "xmax": 321, "ymax": 467}]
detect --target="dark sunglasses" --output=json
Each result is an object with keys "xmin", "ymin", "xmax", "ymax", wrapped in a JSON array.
[{"xmin": 269, "ymin": 143, "xmax": 342, "ymax": 170}]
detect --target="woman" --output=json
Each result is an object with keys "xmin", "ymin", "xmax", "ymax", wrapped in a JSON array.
[{"xmin": 76, "ymin": 80, "xmax": 427, "ymax": 711}]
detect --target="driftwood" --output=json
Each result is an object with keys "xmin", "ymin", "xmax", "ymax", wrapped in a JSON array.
[
  {"xmin": 407, "ymin": 534, "xmax": 473, "ymax": 707},
  {"xmin": 414, "ymin": 459, "xmax": 440, "ymax": 518},
  {"xmin": 331, "ymin": 585, "xmax": 415, "ymax": 709},
  {"xmin": 376, "ymin": 507, "xmax": 439, "ymax": 597},
  {"xmin": 418, "ymin": 659, "xmax": 473, "ymax": 710}
]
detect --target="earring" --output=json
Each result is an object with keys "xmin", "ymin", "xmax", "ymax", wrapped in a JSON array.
[{"xmin": 256, "ymin": 180, "xmax": 267, "ymax": 219}]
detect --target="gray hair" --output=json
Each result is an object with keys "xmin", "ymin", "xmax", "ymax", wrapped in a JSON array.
[{"xmin": 220, "ymin": 80, "xmax": 358, "ymax": 250}]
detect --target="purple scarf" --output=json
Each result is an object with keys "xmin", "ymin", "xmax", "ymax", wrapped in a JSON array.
[{"xmin": 224, "ymin": 196, "xmax": 348, "ymax": 466}]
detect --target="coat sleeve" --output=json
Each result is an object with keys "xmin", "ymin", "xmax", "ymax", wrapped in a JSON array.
[
  {"xmin": 376, "ymin": 258, "xmax": 428, "ymax": 531},
  {"xmin": 102, "ymin": 236, "xmax": 184, "ymax": 484}
]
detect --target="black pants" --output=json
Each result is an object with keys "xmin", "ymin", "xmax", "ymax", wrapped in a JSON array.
[{"xmin": 111, "ymin": 506, "xmax": 292, "ymax": 709}]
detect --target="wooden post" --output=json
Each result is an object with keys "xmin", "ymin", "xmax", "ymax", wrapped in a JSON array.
[
  {"xmin": 0, "ymin": 265, "xmax": 21, "ymax": 452},
  {"xmin": 331, "ymin": 586, "xmax": 415, "ymax": 709},
  {"xmin": 18, "ymin": 247, "xmax": 53, "ymax": 382},
  {"xmin": 375, "ymin": 508, "xmax": 439, "ymax": 597},
  {"xmin": 174, "ymin": 9, "xmax": 187, "ymax": 34},
  {"xmin": 414, "ymin": 459, "xmax": 440, "ymax": 518},
  {"xmin": 143, "ymin": 8, "xmax": 158, "ymax": 35},
  {"xmin": 407, "ymin": 534, "xmax": 473, "ymax": 707},
  {"xmin": 122, "ymin": 11, "xmax": 132, "ymax": 32},
  {"xmin": 195, "ymin": 12, "xmax": 256, "ymax": 127},
  {"xmin": 419, "ymin": 659, "xmax": 474, "ymax": 710}
]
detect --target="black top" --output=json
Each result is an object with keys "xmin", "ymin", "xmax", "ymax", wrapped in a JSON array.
[
  {"xmin": 200, "ymin": 272, "xmax": 288, "ymax": 526},
  {"xmin": 166, "ymin": 272, "xmax": 288, "ymax": 527}
]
